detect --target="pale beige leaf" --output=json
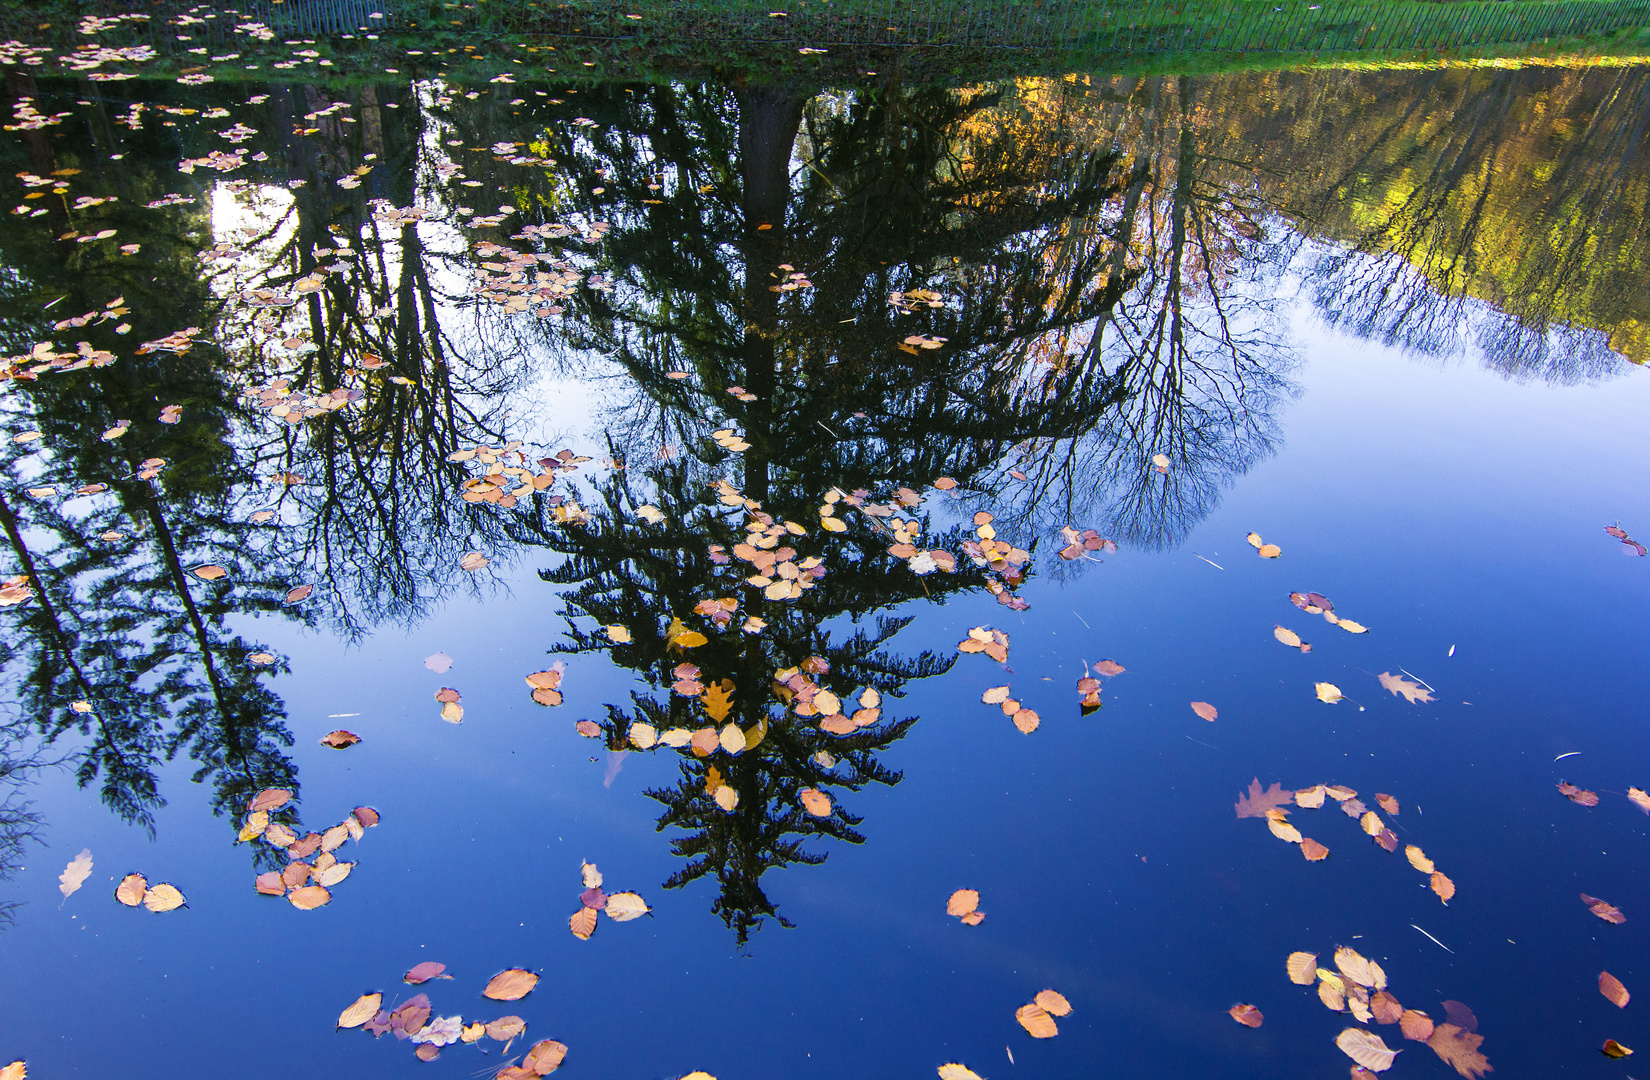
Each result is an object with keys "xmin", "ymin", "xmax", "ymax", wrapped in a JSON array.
[
  {"xmin": 581, "ymin": 862, "xmax": 602, "ymax": 888},
  {"xmin": 629, "ymin": 722, "xmax": 657, "ymax": 749},
  {"xmin": 1015, "ymin": 1002, "xmax": 1058, "ymax": 1038},
  {"xmin": 1274, "ymin": 625, "xmax": 1303, "ymax": 648},
  {"xmin": 1319, "ymin": 979, "xmax": 1346, "ymax": 1012},
  {"xmin": 1405, "ymin": 845, "xmax": 1435, "ymax": 874},
  {"xmin": 1295, "ymin": 785, "xmax": 1327, "ymax": 808},
  {"xmin": 314, "ymin": 861, "xmax": 354, "ymax": 887},
  {"xmin": 114, "ymin": 873, "xmax": 147, "ymax": 906},
  {"xmin": 337, "ymin": 992, "xmax": 382, "ymax": 1028},
  {"xmin": 1, "ymin": 1062, "xmax": 25, "ymax": 1080},
  {"xmin": 1337, "ymin": 1028, "xmax": 1400, "ymax": 1071},
  {"xmin": 142, "ymin": 882, "xmax": 186, "ymax": 912},
  {"xmin": 1268, "ymin": 817, "xmax": 1303, "ymax": 843},
  {"xmin": 1035, "ymin": 989, "xmax": 1072, "ymax": 1016},
  {"xmin": 1337, "ymin": 619, "xmax": 1369, "ymax": 634},
  {"xmin": 1360, "ymin": 811, "xmax": 1384, "ymax": 836},
  {"xmin": 937, "ymin": 1066, "xmax": 984, "ymax": 1080},
  {"xmin": 57, "ymin": 848, "xmax": 93, "ymax": 899},
  {"xmin": 483, "ymin": 968, "xmax": 539, "ymax": 1001},
  {"xmin": 1287, "ymin": 951, "xmax": 1318, "ymax": 985},
  {"xmin": 1316, "ymin": 682, "xmax": 1344, "ymax": 703},
  {"xmin": 713, "ymin": 784, "xmax": 738, "ymax": 812},
  {"xmin": 718, "ymin": 724, "xmax": 746, "ymax": 755},
  {"xmin": 604, "ymin": 892, "xmax": 649, "ymax": 922},
  {"xmin": 1629, "ymin": 787, "xmax": 1650, "ymax": 814}
]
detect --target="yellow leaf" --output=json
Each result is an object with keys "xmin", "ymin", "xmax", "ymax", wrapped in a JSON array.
[
  {"xmin": 666, "ymin": 616, "xmax": 707, "ymax": 651},
  {"xmin": 1315, "ymin": 682, "xmax": 1344, "ymax": 704},
  {"xmin": 238, "ymin": 810, "xmax": 269, "ymax": 843},
  {"xmin": 701, "ymin": 679, "xmax": 734, "ymax": 722},
  {"xmin": 743, "ymin": 716, "xmax": 768, "ymax": 750},
  {"xmin": 1405, "ymin": 845, "xmax": 1435, "ymax": 873},
  {"xmin": 1360, "ymin": 811, "xmax": 1384, "ymax": 836},
  {"xmin": 704, "ymin": 764, "xmax": 723, "ymax": 793},
  {"xmin": 938, "ymin": 1066, "xmax": 984, "ymax": 1080},
  {"xmin": 1035, "ymin": 989, "xmax": 1072, "ymax": 1016},
  {"xmin": 1268, "ymin": 817, "xmax": 1303, "ymax": 843},
  {"xmin": 606, "ymin": 624, "xmax": 631, "ymax": 643},
  {"xmin": 1016, "ymin": 1002, "xmax": 1058, "ymax": 1038},
  {"xmin": 142, "ymin": 882, "xmax": 186, "ymax": 912}
]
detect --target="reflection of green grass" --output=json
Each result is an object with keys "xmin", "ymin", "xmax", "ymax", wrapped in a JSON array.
[{"xmin": 5, "ymin": 0, "xmax": 1650, "ymax": 85}]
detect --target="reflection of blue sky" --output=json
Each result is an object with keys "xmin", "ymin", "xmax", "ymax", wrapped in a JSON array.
[{"xmin": 4, "ymin": 298, "xmax": 1650, "ymax": 1078}]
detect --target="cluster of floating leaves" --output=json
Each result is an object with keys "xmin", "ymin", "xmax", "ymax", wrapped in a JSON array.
[
  {"xmin": 240, "ymin": 788, "xmax": 380, "ymax": 909},
  {"xmin": 1057, "ymin": 525, "xmax": 1117, "ymax": 561},
  {"xmin": 455, "ymin": 445, "xmax": 590, "ymax": 509},
  {"xmin": 946, "ymin": 888, "xmax": 985, "ymax": 926},
  {"xmin": 567, "ymin": 862, "xmax": 650, "ymax": 939},
  {"xmin": 114, "ymin": 872, "xmax": 186, "ymax": 913},
  {"xmin": 338, "ymin": 967, "xmax": 566, "ymax": 1071},
  {"xmin": 1014, "ymin": 989, "xmax": 1073, "ymax": 1039}
]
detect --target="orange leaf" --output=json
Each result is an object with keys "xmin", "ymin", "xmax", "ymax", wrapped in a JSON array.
[
  {"xmin": 1583, "ymin": 893, "xmax": 1626, "ymax": 924},
  {"xmin": 1398, "ymin": 1010, "xmax": 1435, "ymax": 1042},
  {"xmin": 287, "ymin": 885, "xmax": 331, "ymax": 910},
  {"xmin": 1431, "ymin": 872, "xmax": 1455, "ymax": 904},
  {"xmin": 114, "ymin": 873, "xmax": 147, "ymax": 906},
  {"xmin": 1034, "ymin": 989, "xmax": 1071, "ymax": 1016},
  {"xmin": 1190, "ymin": 701, "xmax": 1218, "ymax": 722},
  {"xmin": 1229, "ymin": 1004, "xmax": 1263, "ymax": 1028},
  {"xmin": 1602, "ymin": 1039, "xmax": 1634, "ymax": 1059},
  {"xmin": 523, "ymin": 1039, "xmax": 567, "ymax": 1074},
  {"xmin": 483, "ymin": 968, "xmax": 539, "ymax": 1001},
  {"xmin": 1301, "ymin": 838, "xmax": 1330, "ymax": 861},
  {"xmin": 1601, "ymin": 972, "xmax": 1630, "ymax": 1008},
  {"xmin": 799, "ymin": 788, "xmax": 832, "ymax": 817},
  {"xmin": 946, "ymin": 889, "xmax": 979, "ymax": 918},
  {"xmin": 1015, "ymin": 1003, "xmax": 1058, "ymax": 1038},
  {"xmin": 701, "ymin": 679, "xmax": 735, "ymax": 722}
]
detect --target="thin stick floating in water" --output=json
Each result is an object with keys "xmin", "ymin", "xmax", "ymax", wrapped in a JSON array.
[
  {"xmin": 1554, "ymin": 751, "xmax": 1582, "ymax": 761},
  {"xmin": 1411, "ymin": 924, "xmax": 1453, "ymax": 954},
  {"xmin": 1193, "ymin": 554, "xmax": 1224, "ymax": 570}
]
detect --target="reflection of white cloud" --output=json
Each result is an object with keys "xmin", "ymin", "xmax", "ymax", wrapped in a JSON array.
[{"xmin": 208, "ymin": 180, "xmax": 295, "ymax": 246}]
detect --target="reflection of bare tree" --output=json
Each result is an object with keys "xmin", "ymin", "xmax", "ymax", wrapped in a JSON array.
[{"xmin": 0, "ymin": 736, "xmax": 43, "ymax": 928}]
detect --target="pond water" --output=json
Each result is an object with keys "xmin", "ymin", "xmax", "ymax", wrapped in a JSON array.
[{"xmin": 1, "ymin": 16, "xmax": 1649, "ymax": 1080}]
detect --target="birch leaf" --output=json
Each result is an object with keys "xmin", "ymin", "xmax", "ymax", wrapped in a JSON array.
[
  {"xmin": 1287, "ymin": 951, "xmax": 1319, "ymax": 985},
  {"xmin": 143, "ymin": 882, "xmax": 186, "ymax": 912},
  {"xmin": 1337, "ymin": 1028, "xmax": 1400, "ymax": 1071},
  {"xmin": 115, "ymin": 873, "xmax": 147, "ymax": 906},
  {"xmin": 338, "ymin": 992, "xmax": 383, "ymax": 1028},
  {"xmin": 483, "ymin": 968, "xmax": 539, "ymax": 1000}
]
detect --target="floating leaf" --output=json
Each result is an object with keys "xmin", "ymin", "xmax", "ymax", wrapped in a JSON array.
[
  {"xmin": 338, "ymin": 992, "xmax": 383, "ymax": 1028},
  {"xmin": 1601, "ymin": 972, "xmax": 1630, "ymax": 1008},
  {"xmin": 1405, "ymin": 845, "xmax": 1435, "ymax": 874},
  {"xmin": 605, "ymin": 625, "xmax": 631, "ymax": 643},
  {"xmin": 1370, "ymin": 991, "xmax": 1404, "ymax": 1025},
  {"xmin": 937, "ymin": 1066, "xmax": 983, "ymax": 1080},
  {"xmin": 57, "ymin": 848, "xmax": 93, "ymax": 900},
  {"xmin": 1316, "ymin": 682, "xmax": 1345, "ymax": 704},
  {"xmin": 486, "ymin": 1016, "xmax": 527, "ymax": 1041},
  {"xmin": 1229, "ymin": 1004, "xmax": 1264, "ymax": 1028},
  {"xmin": 701, "ymin": 679, "xmax": 734, "ymax": 722},
  {"xmin": 287, "ymin": 885, "xmax": 330, "ymax": 910},
  {"xmin": 1558, "ymin": 782, "xmax": 1600, "ymax": 807},
  {"xmin": 1335, "ymin": 947, "xmax": 1386, "ymax": 989},
  {"xmin": 284, "ymin": 584, "xmax": 313, "ymax": 604},
  {"xmin": 248, "ymin": 788, "xmax": 291, "ymax": 814},
  {"xmin": 1190, "ymin": 701, "xmax": 1218, "ymax": 722},
  {"xmin": 0, "ymin": 1062, "xmax": 20, "ymax": 1080},
  {"xmin": 1287, "ymin": 951, "xmax": 1319, "ymax": 985},
  {"xmin": 1268, "ymin": 816, "xmax": 1303, "ymax": 843},
  {"xmin": 1274, "ymin": 626, "xmax": 1310, "ymax": 652},
  {"xmin": 1602, "ymin": 1039, "xmax": 1634, "ymax": 1059},
  {"xmin": 569, "ymin": 906, "xmax": 597, "ymax": 939},
  {"xmin": 523, "ymin": 1040, "xmax": 567, "ymax": 1074},
  {"xmin": 192, "ymin": 564, "xmax": 227, "ymax": 581},
  {"xmin": 1295, "ymin": 785, "xmax": 1326, "ymax": 808},
  {"xmin": 605, "ymin": 892, "xmax": 649, "ymax": 922},
  {"xmin": 713, "ymin": 784, "xmax": 738, "ymax": 812},
  {"xmin": 115, "ymin": 873, "xmax": 147, "ymax": 906},
  {"xmin": 424, "ymin": 652, "xmax": 453, "ymax": 673},
  {"xmin": 143, "ymin": 883, "xmax": 186, "ymax": 912},
  {"xmin": 1015, "ymin": 1002, "xmax": 1058, "ymax": 1038},
  {"xmin": 1235, "ymin": 778, "xmax": 1295, "ymax": 818},
  {"xmin": 254, "ymin": 872, "xmax": 284, "ymax": 896},
  {"xmin": 459, "ymin": 551, "xmax": 488, "ymax": 571},
  {"xmin": 1430, "ymin": 872, "xmax": 1456, "ymax": 904},
  {"xmin": 405, "ymin": 962, "xmax": 450, "ymax": 985},
  {"xmin": 1375, "ymin": 793, "xmax": 1399, "ymax": 815},
  {"xmin": 1337, "ymin": 1028, "xmax": 1400, "ymax": 1071},
  {"xmin": 1399, "ymin": 1010, "xmax": 1435, "ymax": 1042},
  {"xmin": 1035, "ymin": 990, "xmax": 1071, "ymax": 1016},
  {"xmin": 947, "ymin": 889, "xmax": 980, "ymax": 919},
  {"xmin": 1377, "ymin": 672, "xmax": 1431, "ymax": 704},
  {"xmin": 320, "ymin": 729, "xmax": 360, "ymax": 748},
  {"xmin": 799, "ymin": 788, "xmax": 832, "ymax": 817},
  {"xmin": 1583, "ymin": 892, "xmax": 1626, "ymax": 923},
  {"xmin": 483, "ymin": 968, "xmax": 539, "ymax": 1001},
  {"xmin": 1301, "ymin": 838, "xmax": 1330, "ymax": 861},
  {"xmin": 1428, "ymin": 1024, "xmax": 1492, "ymax": 1077}
]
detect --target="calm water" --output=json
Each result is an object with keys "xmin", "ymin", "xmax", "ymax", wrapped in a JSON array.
[{"xmin": 1, "ymin": 19, "xmax": 1649, "ymax": 1080}]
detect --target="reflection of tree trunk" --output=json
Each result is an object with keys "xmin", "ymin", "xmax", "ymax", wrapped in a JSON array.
[
  {"xmin": 734, "ymin": 88, "xmax": 806, "ymax": 505},
  {"xmin": 135, "ymin": 493, "xmax": 231, "ymax": 719}
]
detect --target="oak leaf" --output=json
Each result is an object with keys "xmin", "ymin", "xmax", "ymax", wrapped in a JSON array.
[
  {"xmin": 1337, "ymin": 1028, "xmax": 1399, "ymax": 1071},
  {"xmin": 57, "ymin": 849, "xmax": 92, "ymax": 900},
  {"xmin": 1235, "ymin": 778, "xmax": 1295, "ymax": 819},
  {"xmin": 1377, "ymin": 672, "xmax": 1432, "ymax": 704},
  {"xmin": 1427, "ymin": 1023, "xmax": 1491, "ymax": 1078},
  {"xmin": 701, "ymin": 679, "xmax": 734, "ymax": 722}
]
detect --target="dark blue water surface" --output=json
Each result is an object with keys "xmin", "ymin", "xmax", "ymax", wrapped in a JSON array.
[{"xmin": 0, "ymin": 42, "xmax": 1649, "ymax": 1080}]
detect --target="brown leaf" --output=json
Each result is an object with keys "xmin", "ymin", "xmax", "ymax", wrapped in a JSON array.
[
  {"xmin": 337, "ymin": 992, "xmax": 382, "ymax": 1029},
  {"xmin": 1582, "ymin": 893, "xmax": 1626, "ymax": 924},
  {"xmin": 1428, "ymin": 1023, "xmax": 1492, "ymax": 1078},
  {"xmin": 1235, "ymin": 778, "xmax": 1295, "ymax": 819},
  {"xmin": 1431, "ymin": 872, "xmax": 1456, "ymax": 904},
  {"xmin": 1602, "ymin": 1039, "xmax": 1634, "ymax": 1059},
  {"xmin": 947, "ymin": 889, "xmax": 979, "ymax": 918},
  {"xmin": 287, "ymin": 884, "xmax": 331, "ymax": 910},
  {"xmin": 523, "ymin": 1039, "xmax": 568, "ymax": 1075},
  {"xmin": 114, "ymin": 872, "xmax": 147, "ymax": 906},
  {"xmin": 1375, "ymin": 794, "xmax": 1399, "ymax": 815},
  {"xmin": 404, "ymin": 961, "xmax": 449, "ymax": 984},
  {"xmin": 569, "ymin": 906, "xmax": 597, "ymax": 940},
  {"xmin": 1190, "ymin": 701, "xmax": 1218, "ymax": 722},
  {"xmin": 1229, "ymin": 1004, "xmax": 1263, "ymax": 1028},
  {"xmin": 1015, "ymin": 1002, "xmax": 1058, "ymax": 1038},
  {"xmin": 1035, "ymin": 989, "xmax": 1071, "ymax": 1016},
  {"xmin": 281, "ymin": 861, "xmax": 311, "ymax": 890},
  {"xmin": 1371, "ymin": 991, "xmax": 1404, "ymax": 1025},
  {"xmin": 701, "ymin": 679, "xmax": 734, "ymax": 722},
  {"xmin": 1558, "ymin": 782, "xmax": 1600, "ymax": 807},
  {"xmin": 1601, "ymin": 972, "xmax": 1630, "ymax": 1008},
  {"xmin": 483, "ymin": 968, "xmax": 539, "ymax": 1001},
  {"xmin": 414, "ymin": 1044, "xmax": 439, "ymax": 1062},
  {"xmin": 1011, "ymin": 708, "xmax": 1039, "ymax": 733},
  {"xmin": 320, "ymin": 729, "xmax": 360, "ymax": 748},
  {"xmin": 1301, "ymin": 838, "xmax": 1330, "ymax": 861},
  {"xmin": 1399, "ymin": 1010, "xmax": 1435, "ymax": 1042},
  {"xmin": 1337, "ymin": 1028, "xmax": 1399, "ymax": 1071}
]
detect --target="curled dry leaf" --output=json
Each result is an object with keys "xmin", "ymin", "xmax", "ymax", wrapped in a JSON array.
[
  {"xmin": 483, "ymin": 968, "xmax": 539, "ymax": 1001},
  {"xmin": 1582, "ymin": 893, "xmax": 1626, "ymax": 924},
  {"xmin": 1035, "ymin": 989, "xmax": 1072, "ymax": 1016},
  {"xmin": 1629, "ymin": 788, "xmax": 1650, "ymax": 814},
  {"xmin": 287, "ymin": 885, "xmax": 330, "ymax": 910},
  {"xmin": 114, "ymin": 873, "xmax": 147, "ymax": 907},
  {"xmin": 1015, "ymin": 1002, "xmax": 1058, "ymax": 1039},
  {"xmin": 1337, "ymin": 1028, "xmax": 1400, "ymax": 1072},
  {"xmin": 1301, "ymin": 838, "xmax": 1330, "ymax": 861},
  {"xmin": 143, "ymin": 882, "xmax": 186, "ymax": 912},
  {"xmin": 1431, "ymin": 872, "xmax": 1456, "ymax": 904},
  {"xmin": 1229, "ymin": 1004, "xmax": 1263, "ymax": 1028},
  {"xmin": 1190, "ymin": 701, "xmax": 1218, "ymax": 722},
  {"xmin": 320, "ymin": 729, "xmax": 361, "ymax": 748},
  {"xmin": 1287, "ymin": 951, "xmax": 1319, "ymax": 985},
  {"xmin": 569, "ymin": 906, "xmax": 597, "ymax": 939},
  {"xmin": 1602, "ymin": 1039, "xmax": 1633, "ymax": 1059},
  {"xmin": 1601, "ymin": 971, "xmax": 1630, "ymax": 1008},
  {"xmin": 338, "ymin": 992, "xmax": 383, "ymax": 1028},
  {"xmin": 1399, "ymin": 1010, "xmax": 1435, "ymax": 1042}
]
